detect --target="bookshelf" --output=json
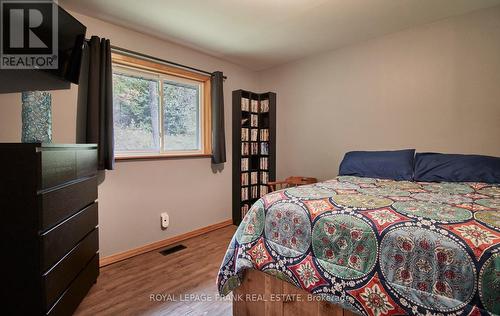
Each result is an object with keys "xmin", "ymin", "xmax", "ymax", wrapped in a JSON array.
[{"xmin": 232, "ymin": 90, "xmax": 276, "ymax": 225}]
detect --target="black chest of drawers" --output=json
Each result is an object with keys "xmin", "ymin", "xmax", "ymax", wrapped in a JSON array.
[{"xmin": 0, "ymin": 144, "xmax": 99, "ymax": 316}]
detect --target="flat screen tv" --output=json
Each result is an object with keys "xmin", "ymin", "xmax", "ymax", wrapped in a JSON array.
[{"xmin": 0, "ymin": 4, "xmax": 86, "ymax": 93}]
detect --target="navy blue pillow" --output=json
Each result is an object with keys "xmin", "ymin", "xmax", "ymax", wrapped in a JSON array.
[
  {"xmin": 414, "ymin": 153, "xmax": 500, "ymax": 183},
  {"xmin": 339, "ymin": 149, "xmax": 415, "ymax": 181}
]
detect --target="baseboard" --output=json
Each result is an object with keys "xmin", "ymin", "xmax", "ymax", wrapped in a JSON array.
[{"xmin": 99, "ymin": 219, "xmax": 234, "ymax": 267}]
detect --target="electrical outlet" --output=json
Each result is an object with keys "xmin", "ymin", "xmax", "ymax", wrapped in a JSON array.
[{"xmin": 161, "ymin": 212, "xmax": 169, "ymax": 229}]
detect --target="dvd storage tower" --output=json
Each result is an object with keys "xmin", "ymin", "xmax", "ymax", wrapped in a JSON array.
[{"xmin": 232, "ymin": 90, "xmax": 276, "ymax": 225}]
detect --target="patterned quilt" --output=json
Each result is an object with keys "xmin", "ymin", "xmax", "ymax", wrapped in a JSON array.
[{"xmin": 217, "ymin": 176, "xmax": 500, "ymax": 316}]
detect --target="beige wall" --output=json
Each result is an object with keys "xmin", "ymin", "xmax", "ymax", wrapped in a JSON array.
[
  {"xmin": 258, "ymin": 6, "xmax": 500, "ymax": 181},
  {"xmin": 0, "ymin": 12, "xmax": 259, "ymax": 257}
]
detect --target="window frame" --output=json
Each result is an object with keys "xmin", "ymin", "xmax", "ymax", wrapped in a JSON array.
[{"xmin": 111, "ymin": 52, "xmax": 212, "ymax": 160}]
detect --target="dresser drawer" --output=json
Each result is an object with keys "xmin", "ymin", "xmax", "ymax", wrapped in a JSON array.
[
  {"xmin": 42, "ymin": 229, "xmax": 98, "ymax": 309},
  {"xmin": 40, "ymin": 176, "xmax": 97, "ymax": 231},
  {"xmin": 40, "ymin": 147, "xmax": 97, "ymax": 190},
  {"xmin": 41, "ymin": 203, "xmax": 98, "ymax": 271},
  {"xmin": 46, "ymin": 254, "xmax": 99, "ymax": 316}
]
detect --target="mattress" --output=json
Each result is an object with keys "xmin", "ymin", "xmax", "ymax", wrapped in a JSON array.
[{"xmin": 217, "ymin": 176, "xmax": 500, "ymax": 315}]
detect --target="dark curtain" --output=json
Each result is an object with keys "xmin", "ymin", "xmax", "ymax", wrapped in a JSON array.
[
  {"xmin": 79, "ymin": 36, "xmax": 114, "ymax": 170},
  {"xmin": 211, "ymin": 71, "xmax": 226, "ymax": 164}
]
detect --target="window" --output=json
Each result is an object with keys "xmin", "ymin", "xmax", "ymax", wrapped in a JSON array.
[{"xmin": 112, "ymin": 53, "xmax": 211, "ymax": 159}]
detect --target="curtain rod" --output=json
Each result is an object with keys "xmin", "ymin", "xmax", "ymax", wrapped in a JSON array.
[
  {"xmin": 112, "ymin": 45, "xmax": 227, "ymax": 79},
  {"xmin": 84, "ymin": 39, "xmax": 226, "ymax": 79}
]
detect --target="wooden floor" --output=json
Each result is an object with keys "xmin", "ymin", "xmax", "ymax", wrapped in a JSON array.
[{"xmin": 75, "ymin": 225, "xmax": 237, "ymax": 316}]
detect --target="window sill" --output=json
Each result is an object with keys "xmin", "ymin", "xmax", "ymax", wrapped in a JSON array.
[{"xmin": 115, "ymin": 153, "xmax": 212, "ymax": 161}]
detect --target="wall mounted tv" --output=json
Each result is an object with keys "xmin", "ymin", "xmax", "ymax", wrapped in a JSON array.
[{"xmin": 0, "ymin": 3, "xmax": 87, "ymax": 93}]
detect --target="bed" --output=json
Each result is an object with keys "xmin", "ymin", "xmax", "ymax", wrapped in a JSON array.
[{"xmin": 217, "ymin": 176, "xmax": 500, "ymax": 315}]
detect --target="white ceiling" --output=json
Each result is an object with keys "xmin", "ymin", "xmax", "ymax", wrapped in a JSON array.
[{"xmin": 60, "ymin": 0, "xmax": 500, "ymax": 70}]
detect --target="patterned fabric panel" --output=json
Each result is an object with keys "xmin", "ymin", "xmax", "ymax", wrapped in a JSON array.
[{"xmin": 217, "ymin": 176, "xmax": 500, "ymax": 316}]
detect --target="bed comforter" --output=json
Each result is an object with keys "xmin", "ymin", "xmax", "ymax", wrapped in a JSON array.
[{"xmin": 217, "ymin": 176, "xmax": 500, "ymax": 315}]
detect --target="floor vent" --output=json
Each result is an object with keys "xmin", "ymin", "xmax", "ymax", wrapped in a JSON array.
[{"xmin": 159, "ymin": 244, "xmax": 187, "ymax": 256}]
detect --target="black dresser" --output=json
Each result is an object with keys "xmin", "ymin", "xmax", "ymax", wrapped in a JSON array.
[{"xmin": 1, "ymin": 144, "xmax": 99, "ymax": 316}]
